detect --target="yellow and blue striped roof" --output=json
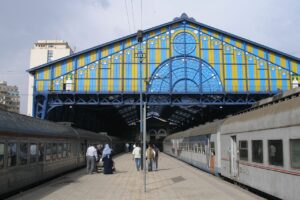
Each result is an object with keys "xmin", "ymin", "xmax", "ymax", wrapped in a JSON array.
[{"xmin": 28, "ymin": 14, "xmax": 300, "ymax": 94}]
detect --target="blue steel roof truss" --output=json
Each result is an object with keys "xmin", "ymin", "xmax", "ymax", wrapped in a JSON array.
[{"xmin": 34, "ymin": 92, "xmax": 260, "ymax": 129}]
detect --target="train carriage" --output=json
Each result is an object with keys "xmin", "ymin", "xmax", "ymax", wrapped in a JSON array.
[
  {"xmin": 164, "ymin": 88, "xmax": 300, "ymax": 200},
  {"xmin": 163, "ymin": 120, "xmax": 224, "ymax": 175},
  {"xmin": 220, "ymin": 90, "xmax": 300, "ymax": 200},
  {"xmin": 0, "ymin": 110, "xmax": 123, "ymax": 198}
]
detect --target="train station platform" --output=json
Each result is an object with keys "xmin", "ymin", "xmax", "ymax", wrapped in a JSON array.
[{"xmin": 8, "ymin": 153, "xmax": 264, "ymax": 200}]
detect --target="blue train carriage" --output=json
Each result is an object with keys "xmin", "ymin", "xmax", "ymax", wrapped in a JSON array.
[
  {"xmin": 163, "ymin": 119, "xmax": 225, "ymax": 175},
  {"xmin": 219, "ymin": 88, "xmax": 300, "ymax": 200}
]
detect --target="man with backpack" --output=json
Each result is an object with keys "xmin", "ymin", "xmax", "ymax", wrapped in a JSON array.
[{"xmin": 146, "ymin": 144, "xmax": 155, "ymax": 172}]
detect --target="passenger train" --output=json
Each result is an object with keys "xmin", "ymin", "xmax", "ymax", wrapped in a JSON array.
[
  {"xmin": 163, "ymin": 88, "xmax": 300, "ymax": 200},
  {"xmin": 0, "ymin": 110, "xmax": 123, "ymax": 198}
]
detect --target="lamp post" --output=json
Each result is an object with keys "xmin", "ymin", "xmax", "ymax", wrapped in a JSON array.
[{"xmin": 137, "ymin": 30, "xmax": 147, "ymax": 192}]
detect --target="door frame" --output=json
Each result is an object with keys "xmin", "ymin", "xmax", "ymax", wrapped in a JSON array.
[{"xmin": 230, "ymin": 135, "xmax": 239, "ymax": 178}]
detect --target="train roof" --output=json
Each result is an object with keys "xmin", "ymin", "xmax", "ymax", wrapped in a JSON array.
[
  {"xmin": 0, "ymin": 109, "xmax": 75, "ymax": 138},
  {"xmin": 251, "ymin": 87, "xmax": 300, "ymax": 109},
  {"xmin": 74, "ymin": 128, "xmax": 111, "ymax": 142},
  {"xmin": 0, "ymin": 110, "xmax": 117, "ymax": 141},
  {"xmin": 165, "ymin": 119, "xmax": 225, "ymax": 140},
  {"xmin": 220, "ymin": 89, "xmax": 300, "ymax": 135}
]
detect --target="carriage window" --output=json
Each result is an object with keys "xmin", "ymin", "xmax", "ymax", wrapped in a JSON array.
[
  {"xmin": 30, "ymin": 143, "xmax": 37, "ymax": 163},
  {"xmin": 198, "ymin": 143, "xmax": 205, "ymax": 154},
  {"xmin": 38, "ymin": 143, "xmax": 44, "ymax": 162},
  {"xmin": 46, "ymin": 143, "xmax": 52, "ymax": 161},
  {"xmin": 252, "ymin": 140, "xmax": 263, "ymax": 163},
  {"xmin": 290, "ymin": 139, "xmax": 300, "ymax": 169},
  {"xmin": 0, "ymin": 143, "xmax": 4, "ymax": 168},
  {"xmin": 19, "ymin": 143, "xmax": 28, "ymax": 165},
  {"xmin": 83, "ymin": 144, "xmax": 87, "ymax": 155},
  {"xmin": 7, "ymin": 143, "xmax": 17, "ymax": 167},
  {"xmin": 210, "ymin": 142, "xmax": 215, "ymax": 155},
  {"xmin": 52, "ymin": 143, "xmax": 57, "ymax": 161},
  {"xmin": 57, "ymin": 144, "xmax": 63, "ymax": 159},
  {"xmin": 268, "ymin": 140, "xmax": 283, "ymax": 166},
  {"xmin": 80, "ymin": 143, "xmax": 84, "ymax": 157},
  {"xmin": 67, "ymin": 144, "xmax": 71, "ymax": 157},
  {"xmin": 239, "ymin": 141, "xmax": 248, "ymax": 161},
  {"xmin": 63, "ymin": 143, "xmax": 67, "ymax": 158}
]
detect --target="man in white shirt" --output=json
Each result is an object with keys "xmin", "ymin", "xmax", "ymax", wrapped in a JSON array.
[
  {"xmin": 86, "ymin": 145, "xmax": 98, "ymax": 174},
  {"xmin": 132, "ymin": 143, "xmax": 142, "ymax": 171}
]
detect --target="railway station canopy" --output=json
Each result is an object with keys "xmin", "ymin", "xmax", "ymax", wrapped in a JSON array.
[{"xmin": 28, "ymin": 14, "xmax": 300, "ymax": 137}]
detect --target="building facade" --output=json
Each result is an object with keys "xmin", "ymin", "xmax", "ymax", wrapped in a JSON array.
[
  {"xmin": 27, "ymin": 14, "xmax": 300, "ymax": 128},
  {"xmin": 0, "ymin": 81, "xmax": 20, "ymax": 113},
  {"xmin": 27, "ymin": 40, "xmax": 73, "ymax": 116}
]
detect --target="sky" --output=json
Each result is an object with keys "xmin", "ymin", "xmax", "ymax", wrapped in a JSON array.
[{"xmin": 0, "ymin": 0, "xmax": 300, "ymax": 114}]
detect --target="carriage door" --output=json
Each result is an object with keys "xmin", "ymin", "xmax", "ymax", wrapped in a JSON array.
[{"xmin": 230, "ymin": 136, "xmax": 238, "ymax": 177}]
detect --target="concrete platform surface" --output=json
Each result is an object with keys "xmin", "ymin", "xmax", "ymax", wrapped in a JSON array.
[{"xmin": 9, "ymin": 153, "xmax": 265, "ymax": 200}]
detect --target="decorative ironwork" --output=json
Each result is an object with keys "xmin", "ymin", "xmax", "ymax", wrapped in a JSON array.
[
  {"xmin": 148, "ymin": 56, "xmax": 223, "ymax": 93},
  {"xmin": 173, "ymin": 32, "xmax": 196, "ymax": 55}
]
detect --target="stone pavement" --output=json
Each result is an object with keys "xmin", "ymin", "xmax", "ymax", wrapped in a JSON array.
[{"xmin": 9, "ymin": 153, "xmax": 264, "ymax": 200}]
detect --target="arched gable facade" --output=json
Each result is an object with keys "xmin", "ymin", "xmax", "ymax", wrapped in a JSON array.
[{"xmin": 28, "ymin": 14, "xmax": 300, "ymax": 118}]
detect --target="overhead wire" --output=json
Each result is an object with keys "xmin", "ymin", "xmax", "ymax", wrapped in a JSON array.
[
  {"xmin": 130, "ymin": 0, "xmax": 136, "ymax": 31},
  {"xmin": 124, "ymin": 0, "xmax": 132, "ymax": 33},
  {"xmin": 140, "ymin": 0, "xmax": 143, "ymax": 30}
]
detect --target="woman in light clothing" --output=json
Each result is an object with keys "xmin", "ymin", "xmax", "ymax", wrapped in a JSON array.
[{"xmin": 132, "ymin": 143, "xmax": 141, "ymax": 171}]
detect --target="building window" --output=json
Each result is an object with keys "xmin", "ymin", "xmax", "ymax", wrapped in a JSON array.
[
  {"xmin": 239, "ymin": 141, "xmax": 248, "ymax": 161},
  {"xmin": 268, "ymin": 140, "xmax": 283, "ymax": 166},
  {"xmin": 252, "ymin": 140, "xmax": 263, "ymax": 163},
  {"xmin": 290, "ymin": 139, "xmax": 300, "ymax": 169},
  {"xmin": 47, "ymin": 50, "xmax": 53, "ymax": 62}
]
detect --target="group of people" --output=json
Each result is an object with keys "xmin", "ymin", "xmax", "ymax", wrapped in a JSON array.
[
  {"xmin": 86, "ymin": 142, "xmax": 160, "ymax": 175},
  {"xmin": 86, "ymin": 144, "xmax": 114, "ymax": 175},
  {"xmin": 132, "ymin": 143, "xmax": 159, "ymax": 172}
]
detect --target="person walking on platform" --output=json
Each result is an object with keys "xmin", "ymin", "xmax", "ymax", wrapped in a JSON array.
[
  {"xmin": 86, "ymin": 145, "xmax": 98, "ymax": 174},
  {"xmin": 146, "ymin": 144, "xmax": 155, "ymax": 172},
  {"xmin": 125, "ymin": 143, "xmax": 129, "ymax": 153},
  {"xmin": 102, "ymin": 144, "xmax": 113, "ymax": 174},
  {"xmin": 132, "ymin": 143, "xmax": 141, "ymax": 171},
  {"xmin": 153, "ymin": 145, "xmax": 159, "ymax": 171},
  {"xmin": 97, "ymin": 144, "xmax": 103, "ymax": 158},
  {"xmin": 96, "ymin": 144, "xmax": 103, "ymax": 172}
]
